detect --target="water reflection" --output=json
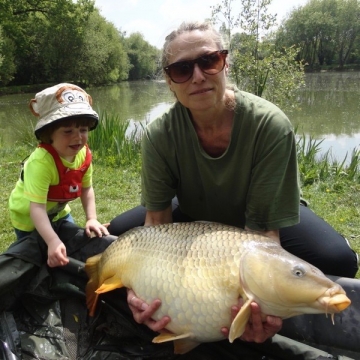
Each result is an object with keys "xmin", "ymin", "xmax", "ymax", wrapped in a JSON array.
[
  {"xmin": 92, "ymin": 80, "xmax": 174, "ymax": 122},
  {"xmin": 0, "ymin": 73, "xmax": 359, "ymax": 163}
]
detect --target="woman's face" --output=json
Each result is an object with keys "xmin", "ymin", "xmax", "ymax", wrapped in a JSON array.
[{"xmin": 165, "ymin": 30, "xmax": 228, "ymax": 113}]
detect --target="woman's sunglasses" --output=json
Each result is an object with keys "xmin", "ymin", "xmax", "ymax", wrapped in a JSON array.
[{"xmin": 164, "ymin": 50, "xmax": 228, "ymax": 84}]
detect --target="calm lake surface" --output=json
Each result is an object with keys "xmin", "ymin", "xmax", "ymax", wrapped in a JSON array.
[{"xmin": 1, "ymin": 72, "xmax": 359, "ymax": 162}]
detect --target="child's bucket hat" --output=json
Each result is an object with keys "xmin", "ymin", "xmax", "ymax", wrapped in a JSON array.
[{"xmin": 30, "ymin": 83, "xmax": 99, "ymax": 139}]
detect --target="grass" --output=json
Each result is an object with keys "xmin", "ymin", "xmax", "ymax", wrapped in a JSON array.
[{"xmin": 0, "ymin": 114, "xmax": 359, "ymax": 278}]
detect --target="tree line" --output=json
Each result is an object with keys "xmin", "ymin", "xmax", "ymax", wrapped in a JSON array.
[
  {"xmin": 0, "ymin": 0, "xmax": 359, "ymax": 88},
  {"xmin": 275, "ymin": 0, "xmax": 360, "ymax": 70},
  {"xmin": 0, "ymin": 0, "xmax": 160, "ymax": 86}
]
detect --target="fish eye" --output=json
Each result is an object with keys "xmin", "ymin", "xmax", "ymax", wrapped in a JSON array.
[{"xmin": 292, "ymin": 265, "xmax": 306, "ymax": 277}]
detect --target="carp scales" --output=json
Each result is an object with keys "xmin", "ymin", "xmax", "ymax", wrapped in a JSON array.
[{"xmin": 85, "ymin": 221, "xmax": 351, "ymax": 354}]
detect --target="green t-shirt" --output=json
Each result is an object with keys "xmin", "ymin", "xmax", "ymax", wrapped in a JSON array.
[
  {"xmin": 9, "ymin": 146, "xmax": 92, "ymax": 231},
  {"xmin": 141, "ymin": 88, "xmax": 300, "ymax": 231}
]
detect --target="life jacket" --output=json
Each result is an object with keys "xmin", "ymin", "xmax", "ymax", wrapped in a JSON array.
[{"xmin": 38, "ymin": 143, "xmax": 92, "ymax": 202}]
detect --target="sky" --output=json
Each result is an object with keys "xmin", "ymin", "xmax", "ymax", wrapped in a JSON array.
[{"xmin": 93, "ymin": 0, "xmax": 308, "ymax": 48}]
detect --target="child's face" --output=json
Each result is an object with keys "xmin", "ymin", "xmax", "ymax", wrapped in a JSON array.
[{"xmin": 50, "ymin": 124, "xmax": 89, "ymax": 161}]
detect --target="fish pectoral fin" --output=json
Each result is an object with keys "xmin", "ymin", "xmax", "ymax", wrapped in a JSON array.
[
  {"xmin": 228, "ymin": 298, "xmax": 252, "ymax": 343},
  {"xmin": 153, "ymin": 331, "xmax": 192, "ymax": 343},
  {"xmin": 95, "ymin": 276, "xmax": 124, "ymax": 294},
  {"xmin": 153, "ymin": 333, "xmax": 199, "ymax": 354}
]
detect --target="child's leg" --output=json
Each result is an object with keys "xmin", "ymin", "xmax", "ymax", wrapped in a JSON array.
[{"xmin": 14, "ymin": 228, "xmax": 32, "ymax": 241}]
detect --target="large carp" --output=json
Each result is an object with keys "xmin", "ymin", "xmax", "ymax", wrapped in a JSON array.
[{"xmin": 85, "ymin": 222, "xmax": 351, "ymax": 354}]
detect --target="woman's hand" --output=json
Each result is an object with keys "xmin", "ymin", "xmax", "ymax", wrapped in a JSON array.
[
  {"xmin": 127, "ymin": 289, "xmax": 171, "ymax": 332},
  {"xmin": 221, "ymin": 299, "xmax": 282, "ymax": 343}
]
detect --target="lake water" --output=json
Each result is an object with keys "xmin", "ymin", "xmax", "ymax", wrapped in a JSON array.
[{"xmin": 1, "ymin": 72, "xmax": 359, "ymax": 163}]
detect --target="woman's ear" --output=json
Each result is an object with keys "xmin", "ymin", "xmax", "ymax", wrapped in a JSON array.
[{"xmin": 166, "ymin": 76, "xmax": 172, "ymax": 89}]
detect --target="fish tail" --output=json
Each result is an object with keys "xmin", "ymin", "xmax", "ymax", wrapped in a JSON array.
[{"xmin": 85, "ymin": 253, "xmax": 103, "ymax": 317}]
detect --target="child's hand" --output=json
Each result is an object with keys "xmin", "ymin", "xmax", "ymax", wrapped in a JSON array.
[
  {"xmin": 85, "ymin": 219, "xmax": 110, "ymax": 238},
  {"xmin": 47, "ymin": 238, "xmax": 69, "ymax": 267}
]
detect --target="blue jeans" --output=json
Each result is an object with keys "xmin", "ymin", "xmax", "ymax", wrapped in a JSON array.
[{"xmin": 14, "ymin": 213, "xmax": 75, "ymax": 241}]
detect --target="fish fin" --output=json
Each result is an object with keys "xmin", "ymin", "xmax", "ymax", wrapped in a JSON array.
[
  {"xmin": 95, "ymin": 276, "xmax": 124, "ymax": 294},
  {"xmin": 84, "ymin": 254, "xmax": 103, "ymax": 317},
  {"xmin": 153, "ymin": 331, "xmax": 191, "ymax": 343},
  {"xmin": 173, "ymin": 339, "xmax": 201, "ymax": 354},
  {"xmin": 228, "ymin": 298, "xmax": 252, "ymax": 343},
  {"xmin": 153, "ymin": 333, "xmax": 199, "ymax": 354}
]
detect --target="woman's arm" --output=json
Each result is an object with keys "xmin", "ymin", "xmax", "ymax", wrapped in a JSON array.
[
  {"xmin": 245, "ymin": 226, "xmax": 280, "ymax": 244},
  {"xmin": 144, "ymin": 205, "xmax": 173, "ymax": 226}
]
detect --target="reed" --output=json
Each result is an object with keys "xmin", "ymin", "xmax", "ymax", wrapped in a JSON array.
[
  {"xmin": 296, "ymin": 134, "xmax": 360, "ymax": 185},
  {"xmin": 88, "ymin": 111, "xmax": 143, "ymax": 167}
]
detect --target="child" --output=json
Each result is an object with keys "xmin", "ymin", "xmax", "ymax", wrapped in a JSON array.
[{"xmin": 9, "ymin": 83, "xmax": 109, "ymax": 267}]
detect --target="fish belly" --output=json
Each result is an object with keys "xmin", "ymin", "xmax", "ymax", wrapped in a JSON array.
[
  {"xmin": 130, "ymin": 254, "xmax": 240, "ymax": 342},
  {"xmin": 105, "ymin": 222, "xmax": 247, "ymax": 342}
]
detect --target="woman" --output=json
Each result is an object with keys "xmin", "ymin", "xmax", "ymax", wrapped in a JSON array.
[{"xmin": 108, "ymin": 21, "xmax": 358, "ymax": 356}]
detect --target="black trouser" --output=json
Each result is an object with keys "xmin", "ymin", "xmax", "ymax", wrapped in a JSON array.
[{"xmin": 108, "ymin": 199, "xmax": 358, "ymax": 278}]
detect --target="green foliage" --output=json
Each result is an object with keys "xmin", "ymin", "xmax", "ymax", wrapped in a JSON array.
[
  {"xmin": 0, "ymin": 38, "xmax": 16, "ymax": 85},
  {"xmin": 0, "ymin": 26, "xmax": 16, "ymax": 85},
  {"xmin": 0, "ymin": 144, "xmax": 34, "ymax": 252},
  {"xmin": 302, "ymin": 180, "xmax": 360, "ymax": 266},
  {"xmin": 212, "ymin": 0, "xmax": 305, "ymax": 108},
  {"xmin": 0, "ymin": 0, "xmax": 156, "ymax": 86},
  {"xmin": 125, "ymin": 32, "xmax": 160, "ymax": 80},
  {"xmin": 88, "ymin": 111, "xmax": 143, "ymax": 168},
  {"xmin": 276, "ymin": 0, "xmax": 360, "ymax": 69},
  {"xmin": 76, "ymin": 10, "xmax": 130, "ymax": 85},
  {"xmin": 0, "ymin": 0, "xmax": 97, "ymax": 84},
  {"xmin": 296, "ymin": 133, "xmax": 360, "ymax": 186}
]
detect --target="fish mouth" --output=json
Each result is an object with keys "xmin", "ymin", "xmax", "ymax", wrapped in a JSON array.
[
  {"xmin": 318, "ymin": 286, "xmax": 351, "ymax": 313},
  {"xmin": 326, "ymin": 293, "xmax": 351, "ymax": 312},
  {"xmin": 318, "ymin": 291, "xmax": 351, "ymax": 325}
]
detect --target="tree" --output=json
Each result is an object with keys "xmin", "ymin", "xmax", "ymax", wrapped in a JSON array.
[
  {"xmin": 125, "ymin": 33, "xmax": 160, "ymax": 80},
  {"xmin": 0, "ymin": 0, "xmax": 97, "ymax": 84},
  {"xmin": 212, "ymin": 0, "xmax": 305, "ymax": 108},
  {"xmin": 0, "ymin": 0, "xmax": 163, "ymax": 86},
  {"xmin": 0, "ymin": 26, "xmax": 16, "ymax": 85},
  {"xmin": 276, "ymin": 0, "xmax": 360, "ymax": 69},
  {"xmin": 335, "ymin": 0, "xmax": 360, "ymax": 67},
  {"xmin": 75, "ymin": 10, "xmax": 130, "ymax": 85}
]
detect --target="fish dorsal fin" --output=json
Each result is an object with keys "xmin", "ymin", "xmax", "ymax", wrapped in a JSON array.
[
  {"xmin": 96, "ymin": 275, "xmax": 124, "ymax": 294},
  {"xmin": 228, "ymin": 298, "xmax": 252, "ymax": 343},
  {"xmin": 153, "ymin": 332, "xmax": 199, "ymax": 354}
]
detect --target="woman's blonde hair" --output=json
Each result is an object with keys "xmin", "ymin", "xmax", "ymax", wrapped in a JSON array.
[{"xmin": 161, "ymin": 21, "xmax": 225, "ymax": 70}]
